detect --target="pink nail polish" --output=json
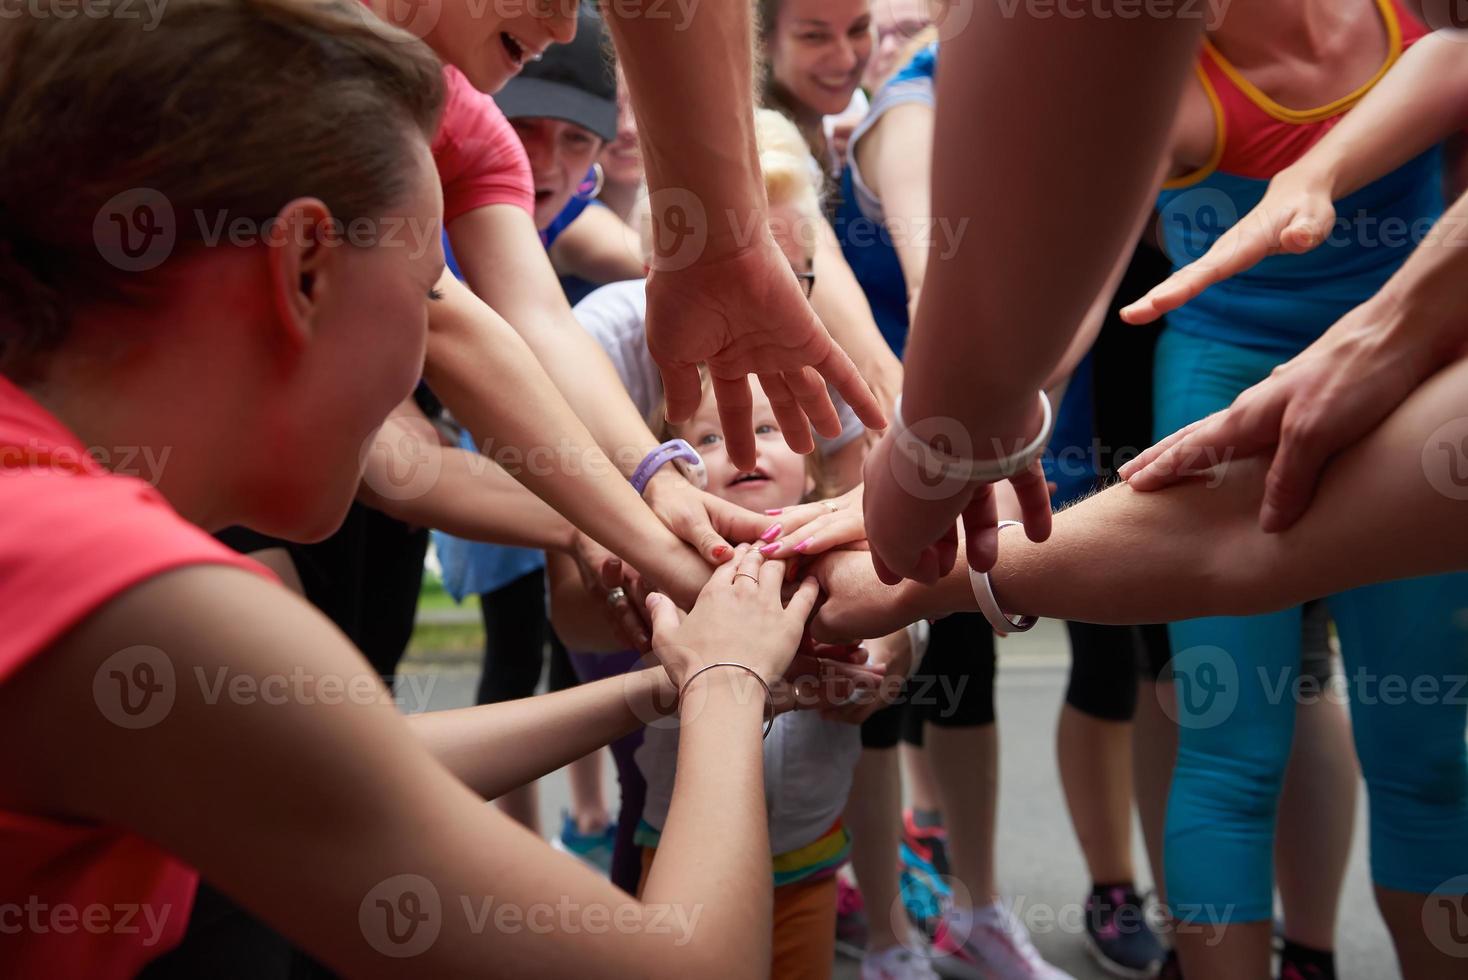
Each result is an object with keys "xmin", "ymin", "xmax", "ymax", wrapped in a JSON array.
[
  {"xmin": 760, "ymin": 524, "xmax": 782, "ymax": 542},
  {"xmin": 794, "ymin": 537, "xmax": 815, "ymax": 553},
  {"xmin": 765, "ymin": 508, "xmax": 784, "ymax": 516},
  {"xmin": 760, "ymin": 542, "xmax": 779, "ymax": 556}
]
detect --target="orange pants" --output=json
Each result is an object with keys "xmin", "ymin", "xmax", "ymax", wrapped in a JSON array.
[{"xmin": 638, "ymin": 847, "xmax": 836, "ymax": 980}]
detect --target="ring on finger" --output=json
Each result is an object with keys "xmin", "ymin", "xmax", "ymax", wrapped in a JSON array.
[
  {"xmin": 605, "ymin": 587, "xmax": 628, "ymax": 607},
  {"xmin": 733, "ymin": 572, "xmax": 760, "ymax": 585},
  {"xmin": 822, "ymin": 500, "xmax": 838, "ymax": 514}
]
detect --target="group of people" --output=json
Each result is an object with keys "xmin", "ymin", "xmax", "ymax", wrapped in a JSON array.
[{"xmin": 2, "ymin": 1, "xmax": 1467, "ymax": 980}]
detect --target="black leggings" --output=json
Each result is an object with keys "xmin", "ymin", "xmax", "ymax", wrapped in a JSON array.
[
  {"xmin": 475, "ymin": 569, "xmax": 576, "ymax": 705},
  {"xmin": 860, "ymin": 612, "xmax": 997, "ymax": 749}
]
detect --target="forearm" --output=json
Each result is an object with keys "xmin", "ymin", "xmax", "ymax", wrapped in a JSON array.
[
  {"xmin": 901, "ymin": 9, "xmax": 1201, "ymax": 440},
  {"xmin": 640, "ymin": 670, "xmax": 772, "ymax": 978},
  {"xmin": 408, "ymin": 668, "xmax": 669, "ymax": 799},
  {"xmin": 549, "ymin": 207, "xmax": 646, "ymax": 284},
  {"xmin": 1371, "ymin": 185, "xmax": 1468, "ymax": 362},
  {"xmin": 450, "ymin": 208, "xmax": 664, "ymax": 473},
  {"xmin": 546, "ymin": 551, "xmax": 624, "ymax": 652},
  {"xmin": 602, "ymin": 0, "xmax": 764, "ymax": 259},
  {"xmin": 425, "ymin": 276, "xmax": 708, "ymax": 603},
  {"xmin": 907, "ymin": 357, "xmax": 1468, "ymax": 623},
  {"xmin": 1298, "ymin": 30, "xmax": 1468, "ymax": 200},
  {"xmin": 812, "ymin": 221, "xmax": 903, "ymax": 394}
]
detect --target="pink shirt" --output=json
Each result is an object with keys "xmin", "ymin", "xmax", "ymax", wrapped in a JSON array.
[
  {"xmin": 0, "ymin": 375, "xmax": 273, "ymax": 978},
  {"xmin": 434, "ymin": 65, "xmax": 534, "ymax": 222}
]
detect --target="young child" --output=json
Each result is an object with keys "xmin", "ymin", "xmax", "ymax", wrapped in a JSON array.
[{"xmin": 631, "ymin": 375, "xmax": 922, "ymax": 979}]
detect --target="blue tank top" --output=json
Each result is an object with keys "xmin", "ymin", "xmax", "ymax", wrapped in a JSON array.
[
  {"xmin": 836, "ymin": 43, "xmax": 937, "ymax": 358},
  {"xmin": 1155, "ymin": 9, "xmax": 1444, "ymax": 356}
]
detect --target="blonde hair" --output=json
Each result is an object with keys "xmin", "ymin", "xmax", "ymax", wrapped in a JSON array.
[{"xmin": 754, "ymin": 108, "xmax": 824, "ymax": 231}]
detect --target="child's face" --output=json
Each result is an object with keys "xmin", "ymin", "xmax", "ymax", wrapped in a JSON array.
[
  {"xmin": 681, "ymin": 381, "xmax": 812, "ymax": 513},
  {"xmin": 509, "ymin": 116, "xmax": 605, "ymax": 231}
]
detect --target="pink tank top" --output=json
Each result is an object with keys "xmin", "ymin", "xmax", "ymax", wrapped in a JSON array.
[{"xmin": 0, "ymin": 374, "xmax": 272, "ymax": 978}]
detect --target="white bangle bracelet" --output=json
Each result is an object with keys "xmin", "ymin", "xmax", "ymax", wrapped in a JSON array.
[
  {"xmin": 892, "ymin": 392, "xmax": 1053, "ymax": 484},
  {"xmin": 963, "ymin": 519, "xmax": 1037, "ymax": 637}
]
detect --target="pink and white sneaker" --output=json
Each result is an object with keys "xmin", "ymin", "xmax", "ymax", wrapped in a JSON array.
[{"xmin": 928, "ymin": 901, "xmax": 1075, "ymax": 980}]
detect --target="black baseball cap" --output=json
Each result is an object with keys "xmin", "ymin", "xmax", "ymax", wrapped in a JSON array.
[{"xmin": 496, "ymin": 3, "xmax": 617, "ymax": 143}]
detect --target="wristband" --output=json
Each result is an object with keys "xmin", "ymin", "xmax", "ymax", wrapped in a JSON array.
[
  {"xmin": 630, "ymin": 439, "xmax": 707, "ymax": 495},
  {"xmin": 678, "ymin": 662, "xmax": 775, "ymax": 738},
  {"xmin": 963, "ymin": 519, "xmax": 1037, "ymax": 637},
  {"xmin": 892, "ymin": 392, "xmax": 1053, "ymax": 484}
]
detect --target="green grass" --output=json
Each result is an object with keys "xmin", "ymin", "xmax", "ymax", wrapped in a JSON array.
[{"xmin": 407, "ymin": 572, "xmax": 483, "ymax": 661}]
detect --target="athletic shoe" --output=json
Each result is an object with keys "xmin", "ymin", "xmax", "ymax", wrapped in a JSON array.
[
  {"xmin": 863, "ymin": 944, "xmax": 942, "ymax": 980},
  {"xmin": 1084, "ymin": 885, "xmax": 1166, "ymax": 978},
  {"xmin": 929, "ymin": 901, "xmax": 1075, "ymax": 980},
  {"xmin": 899, "ymin": 811, "xmax": 953, "ymax": 935},
  {"xmin": 836, "ymin": 872, "xmax": 871, "ymax": 959},
  {"xmin": 902, "ymin": 809, "xmax": 952, "ymax": 876},
  {"xmin": 550, "ymin": 811, "xmax": 615, "ymax": 875}
]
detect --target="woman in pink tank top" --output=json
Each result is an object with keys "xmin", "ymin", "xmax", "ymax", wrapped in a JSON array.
[{"xmin": 0, "ymin": 3, "xmax": 823, "ymax": 977}]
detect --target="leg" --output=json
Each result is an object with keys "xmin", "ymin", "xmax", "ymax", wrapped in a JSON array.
[
  {"xmin": 477, "ymin": 570, "xmax": 551, "ymax": 833},
  {"xmin": 1274, "ymin": 600, "xmax": 1357, "ymax": 955},
  {"xmin": 902, "ymin": 740, "xmax": 943, "ymax": 817},
  {"xmin": 550, "ymin": 635, "xmax": 611, "ymax": 834},
  {"xmin": 771, "ymin": 876, "xmax": 839, "ymax": 980},
  {"xmin": 1330, "ymin": 574, "xmax": 1468, "ymax": 975},
  {"xmin": 1059, "ymin": 621, "xmax": 1140, "ymax": 887},
  {"xmin": 849, "ymin": 706, "xmax": 909, "ymax": 953},
  {"xmin": 919, "ymin": 613, "xmax": 998, "ymax": 907},
  {"xmin": 1134, "ymin": 624, "xmax": 1176, "ymax": 909}
]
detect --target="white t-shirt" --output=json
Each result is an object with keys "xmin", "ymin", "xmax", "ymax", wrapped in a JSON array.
[{"xmin": 572, "ymin": 279, "xmax": 866, "ymax": 454}]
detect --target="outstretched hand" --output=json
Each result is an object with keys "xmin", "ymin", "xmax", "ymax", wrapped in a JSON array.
[
  {"xmin": 1121, "ymin": 166, "xmax": 1336, "ymax": 325},
  {"xmin": 645, "ymin": 237, "xmax": 886, "ymax": 472}
]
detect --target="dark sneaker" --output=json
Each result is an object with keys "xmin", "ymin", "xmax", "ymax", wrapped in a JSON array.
[{"xmin": 1084, "ymin": 885, "xmax": 1166, "ymax": 978}]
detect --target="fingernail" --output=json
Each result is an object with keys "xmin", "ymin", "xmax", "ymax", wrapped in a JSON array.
[
  {"xmin": 760, "ymin": 524, "xmax": 782, "ymax": 542},
  {"xmin": 794, "ymin": 537, "xmax": 815, "ymax": 553},
  {"xmin": 760, "ymin": 542, "xmax": 779, "ymax": 556},
  {"xmin": 712, "ymin": 545, "xmax": 730, "ymax": 560},
  {"xmin": 765, "ymin": 508, "xmax": 784, "ymax": 515}
]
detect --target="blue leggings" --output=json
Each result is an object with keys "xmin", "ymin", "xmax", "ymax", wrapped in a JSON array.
[{"xmin": 1154, "ymin": 329, "xmax": 1468, "ymax": 923}]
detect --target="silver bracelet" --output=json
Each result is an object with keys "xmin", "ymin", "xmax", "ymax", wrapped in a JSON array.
[
  {"xmin": 892, "ymin": 392, "xmax": 1053, "ymax": 484},
  {"xmin": 678, "ymin": 662, "xmax": 775, "ymax": 738},
  {"xmin": 965, "ymin": 519, "xmax": 1037, "ymax": 637}
]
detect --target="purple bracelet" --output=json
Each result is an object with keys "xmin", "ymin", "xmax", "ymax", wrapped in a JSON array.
[{"xmin": 630, "ymin": 439, "xmax": 707, "ymax": 496}]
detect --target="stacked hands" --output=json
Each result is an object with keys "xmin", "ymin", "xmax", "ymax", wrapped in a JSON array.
[
  {"xmin": 566, "ymin": 157, "xmax": 1461, "ymax": 731},
  {"xmin": 571, "ymin": 489, "xmax": 931, "ymax": 728}
]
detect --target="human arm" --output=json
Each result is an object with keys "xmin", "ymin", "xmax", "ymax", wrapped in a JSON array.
[
  {"xmin": 601, "ymin": 0, "xmax": 884, "ymax": 470},
  {"xmin": 0, "ymin": 549, "xmax": 814, "ymax": 977},
  {"xmin": 811, "ymin": 354, "xmax": 1468, "ymax": 640},
  {"xmin": 861, "ymin": 5, "xmax": 1203, "ymax": 581},
  {"xmin": 1122, "ymin": 28, "xmax": 1468, "ymax": 325},
  {"xmin": 1119, "ymin": 183, "xmax": 1468, "ymax": 530},
  {"xmin": 357, "ymin": 397, "xmax": 578, "ymax": 552},
  {"xmin": 548, "ymin": 203, "xmax": 646, "ymax": 285},
  {"xmin": 810, "ymin": 218, "xmax": 904, "ymax": 414},
  {"xmin": 423, "ymin": 272, "xmax": 713, "ymax": 605},
  {"xmin": 447, "ymin": 206, "xmax": 769, "ymax": 567}
]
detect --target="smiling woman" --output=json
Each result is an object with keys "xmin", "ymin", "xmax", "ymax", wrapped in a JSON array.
[{"xmin": 758, "ymin": 0, "xmax": 874, "ymax": 169}]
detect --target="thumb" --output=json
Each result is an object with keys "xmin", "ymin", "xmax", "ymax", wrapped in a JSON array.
[
  {"xmin": 645, "ymin": 591, "xmax": 684, "ymax": 637},
  {"xmin": 1280, "ymin": 207, "xmax": 1331, "ymax": 253}
]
